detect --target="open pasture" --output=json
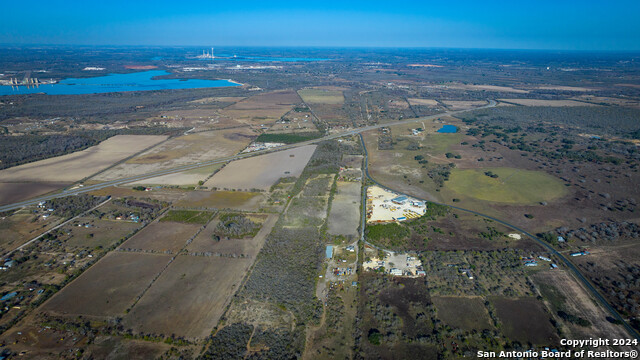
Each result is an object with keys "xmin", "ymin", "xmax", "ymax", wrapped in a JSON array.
[
  {"xmin": 42, "ymin": 252, "xmax": 170, "ymax": 317},
  {"xmin": 491, "ymin": 297, "xmax": 557, "ymax": 345},
  {"xmin": 445, "ymin": 167, "xmax": 567, "ymax": 204},
  {"xmin": 407, "ymin": 98, "xmax": 439, "ymax": 106},
  {"xmin": 175, "ymin": 190, "xmax": 265, "ymax": 210},
  {"xmin": 0, "ymin": 135, "xmax": 167, "ymax": 183},
  {"xmin": 205, "ymin": 145, "xmax": 316, "ymax": 191},
  {"xmin": 159, "ymin": 209, "xmax": 212, "ymax": 224},
  {"xmin": 298, "ymin": 88, "xmax": 344, "ymax": 104},
  {"xmin": 119, "ymin": 221, "xmax": 200, "ymax": 253},
  {"xmin": 432, "ymin": 296, "xmax": 493, "ymax": 331},
  {"xmin": 498, "ymin": 99, "xmax": 599, "ymax": 106},
  {"xmin": 60, "ymin": 217, "xmax": 140, "ymax": 250},
  {"xmin": 441, "ymin": 100, "xmax": 489, "ymax": 110},
  {"xmin": 0, "ymin": 211, "xmax": 62, "ymax": 254},
  {"xmin": 93, "ymin": 128, "xmax": 255, "ymax": 181},
  {"xmin": 127, "ymin": 163, "xmax": 222, "ymax": 186},
  {"xmin": 123, "ymin": 255, "xmax": 253, "ymax": 338},
  {"xmin": 219, "ymin": 90, "xmax": 300, "ymax": 126},
  {"xmin": 0, "ymin": 182, "xmax": 70, "ymax": 206}
]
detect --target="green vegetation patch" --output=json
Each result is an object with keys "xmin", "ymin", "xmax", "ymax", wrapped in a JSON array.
[
  {"xmin": 214, "ymin": 213, "xmax": 262, "ymax": 239},
  {"xmin": 298, "ymin": 89, "xmax": 344, "ymax": 104},
  {"xmin": 160, "ymin": 210, "xmax": 212, "ymax": 224},
  {"xmin": 421, "ymin": 132, "xmax": 463, "ymax": 155},
  {"xmin": 445, "ymin": 167, "xmax": 567, "ymax": 204},
  {"xmin": 366, "ymin": 223, "xmax": 411, "ymax": 248},
  {"xmin": 256, "ymin": 132, "xmax": 322, "ymax": 144}
]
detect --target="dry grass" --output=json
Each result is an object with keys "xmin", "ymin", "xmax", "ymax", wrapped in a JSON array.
[
  {"xmin": 175, "ymin": 190, "xmax": 264, "ymax": 210},
  {"xmin": 0, "ymin": 135, "xmax": 167, "ymax": 183},
  {"xmin": 498, "ymin": 99, "xmax": 599, "ymax": 107},
  {"xmin": 42, "ymin": 252, "xmax": 170, "ymax": 317},
  {"xmin": 441, "ymin": 100, "xmax": 489, "ymax": 110},
  {"xmin": 219, "ymin": 90, "xmax": 300, "ymax": 126},
  {"xmin": 123, "ymin": 255, "xmax": 252, "ymax": 339},
  {"xmin": 298, "ymin": 89, "xmax": 344, "ymax": 104},
  {"xmin": 119, "ymin": 221, "xmax": 201, "ymax": 253},
  {"xmin": 0, "ymin": 182, "xmax": 69, "ymax": 206},
  {"xmin": 93, "ymin": 128, "xmax": 255, "ymax": 181},
  {"xmin": 205, "ymin": 145, "xmax": 317, "ymax": 191},
  {"xmin": 407, "ymin": 98, "xmax": 439, "ymax": 106}
]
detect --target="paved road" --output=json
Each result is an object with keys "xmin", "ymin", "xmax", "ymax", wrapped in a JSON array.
[
  {"xmin": 357, "ymin": 132, "xmax": 640, "ymax": 340},
  {"xmin": 0, "ymin": 100, "xmax": 496, "ymax": 213}
]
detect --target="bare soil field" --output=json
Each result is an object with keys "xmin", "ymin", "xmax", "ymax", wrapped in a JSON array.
[
  {"xmin": 328, "ymin": 182, "xmax": 361, "ymax": 236},
  {"xmin": 175, "ymin": 190, "xmax": 265, "ymax": 210},
  {"xmin": 219, "ymin": 90, "xmax": 300, "ymax": 126},
  {"xmin": 127, "ymin": 163, "xmax": 222, "ymax": 186},
  {"xmin": 187, "ymin": 213, "xmax": 277, "ymax": 256},
  {"xmin": 490, "ymin": 297, "xmax": 558, "ymax": 345},
  {"xmin": 0, "ymin": 135, "xmax": 167, "ymax": 183},
  {"xmin": 0, "ymin": 182, "xmax": 70, "ymax": 206},
  {"xmin": 119, "ymin": 221, "xmax": 201, "ymax": 253},
  {"xmin": 189, "ymin": 96, "xmax": 246, "ymax": 104},
  {"xmin": 441, "ymin": 100, "xmax": 489, "ymax": 110},
  {"xmin": 432, "ymin": 296, "xmax": 493, "ymax": 331},
  {"xmin": 533, "ymin": 270, "xmax": 630, "ymax": 341},
  {"xmin": 407, "ymin": 98, "xmax": 439, "ymax": 106},
  {"xmin": 42, "ymin": 252, "xmax": 170, "ymax": 317},
  {"xmin": 205, "ymin": 145, "xmax": 317, "ymax": 191},
  {"xmin": 86, "ymin": 337, "xmax": 174, "ymax": 359},
  {"xmin": 123, "ymin": 255, "xmax": 253, "ymax": 338},
  {"xmin": 498, "ymin": 99, "xmax": 599, "ymax": 107},
  {"xmin": 93, "ymin": 128, "xmax": 255, "ymax": 181}
]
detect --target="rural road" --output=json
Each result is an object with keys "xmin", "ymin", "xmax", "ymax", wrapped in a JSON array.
[
  {"xmin": 0, "ymin": 100, "xmax": 496, "ymax": 213},
  {"xmin": 357, "ymin": 133, "xmax": 640, "ymax": 341}
]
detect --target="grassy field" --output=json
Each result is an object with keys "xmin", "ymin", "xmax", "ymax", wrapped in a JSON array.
[
  {"xmin": 42, "ymin": 252, "xmax": 170, "ymax": 317},
  {"xmin": 298, "ymin": 89, "xmax": 344, "ymax": 104},
  {"xmin": 432, "ymin": 296, "xmax": 493, "ymax": 331},
  {"xmin": 175, "ymin": 190, "xmax": 265, "ymax": 210},
  {"xmin": 160, "ymin": 209, "xmax": 212, "ymax": 224},
  {"xmin": 445, "ymin": 167, "xmax": 567, "ymax": 204},
  {"xmin": 123, "ymin": 255, "xmax": 253, "ymax": 339},
  {"xmin": 491, "ymin": 297, "xmax": 557, "ymax": 345},
  {"xmin": 119, "ymin": 221, "xmax": 201, "ymax": 253}
]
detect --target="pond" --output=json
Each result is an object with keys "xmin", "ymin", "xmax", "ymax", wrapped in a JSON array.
[{"xmin": 437, "ymin": 125, "xmax": 458, "ymax": 133}]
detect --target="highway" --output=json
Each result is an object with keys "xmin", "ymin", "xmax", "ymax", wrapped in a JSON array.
[
  {"xmin": 0, "ymin": 100, "xmax": 495, "ymax": 213},
  {"xmin": 357, "ymin": 133, "xmax": 640, "ymax": 341}
]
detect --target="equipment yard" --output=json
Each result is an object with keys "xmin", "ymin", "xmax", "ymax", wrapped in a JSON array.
[{"xmin": 366, "ymin": 185, "xmax": 426, "ymax": 223}]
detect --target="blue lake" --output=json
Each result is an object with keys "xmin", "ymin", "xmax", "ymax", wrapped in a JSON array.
[
  {"xmin": 0, "ymin": 70, "xmax": 240, "ymax": 96},
  {"xmin": 437, "ymin": 125, "xmax": 458, "ymax": 133}
]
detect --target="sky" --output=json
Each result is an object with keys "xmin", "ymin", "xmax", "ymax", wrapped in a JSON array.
[{"xmin": 1, "ymin": 0, "xmax": 639, "ymax": 50}]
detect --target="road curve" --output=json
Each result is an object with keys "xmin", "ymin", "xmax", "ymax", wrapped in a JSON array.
[
  {"xmin": 357, "ymin": 132, "xmax": 640, "ymax": 341},
  {"xmin": 0, "ymin": 100, "xmax": 496, "ymax": 213}
]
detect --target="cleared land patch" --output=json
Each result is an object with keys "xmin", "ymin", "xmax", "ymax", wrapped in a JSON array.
[
  {"xmin": 123, "ymin": 255, "xmax": 252, "ymax": 339},
  {"xmin": 127, "ymin": 163, "xmax": 222, "ymax": 186},
  {"xmin": 432, "ymin": 296, "xmax": 493, "ymax": 331},
  {"xmin": 205, "ymin": 145, "xmax": 317, "ymax": 191},
  {"xmin": 119, "ymin": 221, "xmax": 201, "ymax": 253},
  {"xmin": 0, "ymin": 182, "xmax": 70, "ymax": 206},
  {"xmin": 93, "ymin": 128, "xmax": 254, "ymax": 181},
  {"xmin": 491, "ymin": 297, "xmax": 557, "ymax": 345},
  {"xmin": 60, "ymin": 217, "xmax": 140, "ymax": 250},
  {"xmin": 0, "ymin": 135, "xmax": 167, "ymax": 183},
  {"xmin": 328, "ymin": 182, "xmax": 361, "ymax": 236},
  {"xmin": 445, "ymin": 167, "xmax": 567, "ymax": 204},
  {"xmin": 441, "ymin": 100, "xmax": 488, "ymax": 110},
  {"xmin": 498, "ymin": 99, "xmax": 598, "ymax": 107},
  {"xmin": 219, "ymin": 90, "xmax": 300, "ymax": 126},
  {"xmin": 298, "ymin": 89, "xmax": 344, "ymax": 104},
  {"xmin": 407, "ymin": 98, "xmax": 439, "ymax": 106},
  {"xmin": 42, "ymin": 252, "xmax": 170, "ymax": 317},
  {"xmin": 175, "ymin": 190, "xmax": 264, "ymax": 210}
]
